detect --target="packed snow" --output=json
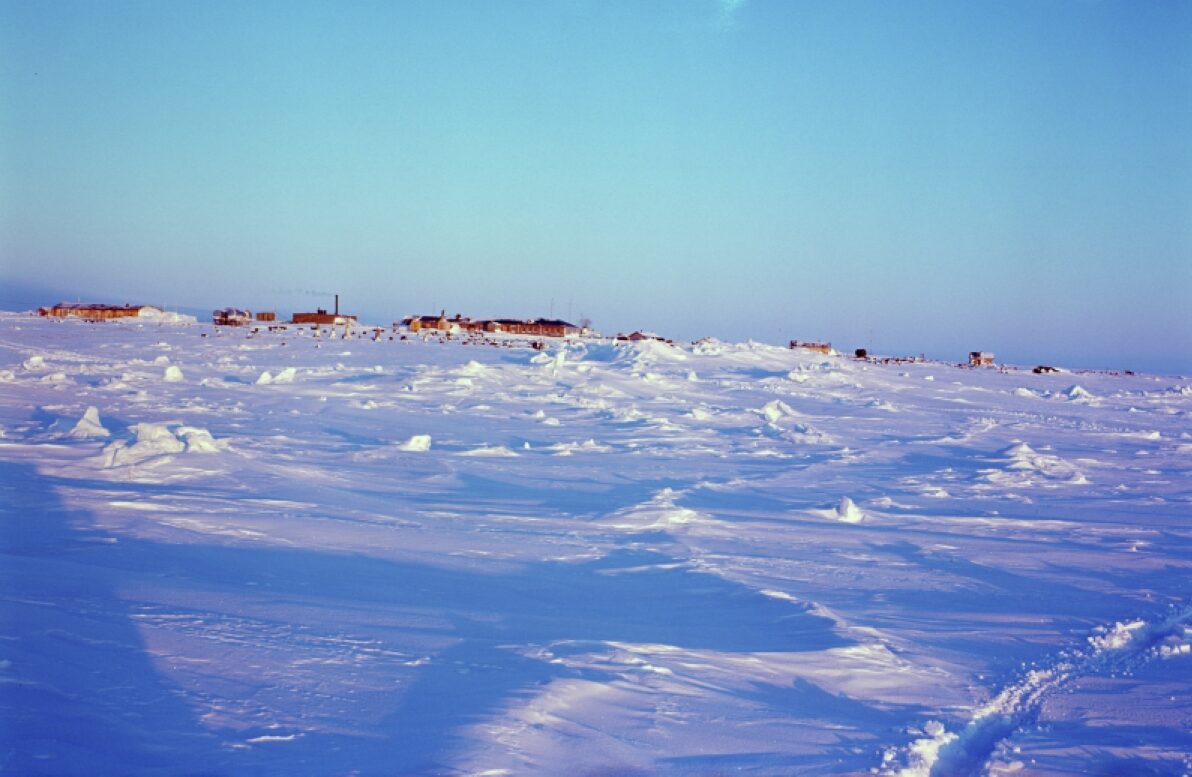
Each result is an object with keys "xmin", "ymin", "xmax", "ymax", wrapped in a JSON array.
[{"xmin": 1, "ymin": 312, "xmax": 1189, "ymax": 775}]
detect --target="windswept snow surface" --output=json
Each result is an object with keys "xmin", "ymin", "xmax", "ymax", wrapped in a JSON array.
[{"xmin": 1, "ymin": 313, "xmax": 1190, "ymax": 775}]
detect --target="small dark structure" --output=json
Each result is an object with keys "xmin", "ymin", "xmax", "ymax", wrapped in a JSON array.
[
  {"xmin": 1032, "ymin": 365, "xmax": 1059, "ymax": 374},
  {"xmin": 969, "ymin": 351, "xmax": 995, "ymax": 367},
  {"xmin": 854, "ymin": 348, "xmax": 868, "ymax": 359}
]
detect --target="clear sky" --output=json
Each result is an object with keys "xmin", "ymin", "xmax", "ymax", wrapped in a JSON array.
[{"xmin": 2, "ymin": 1, "xmax": 1190, "ymax": 372}]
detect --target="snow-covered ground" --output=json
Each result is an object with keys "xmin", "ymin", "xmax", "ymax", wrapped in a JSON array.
[{"xmin": 1, "ymin": 312, "xmax": 1189, "ymax": 776}]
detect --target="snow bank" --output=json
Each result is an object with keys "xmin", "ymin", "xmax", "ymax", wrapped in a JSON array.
[
  {"xmin": 606, "ymin": 488, "xmax": 717, "ymax": 533},
  {"xmin": 138, "ymin": 308, "xmax": 197, "ymax": 324},
  {"xmin": 257, "ymin": 367, "xmax": 297, "ymax": 385},
  {"xmin": 101, "ymin": 422, "xmax": 222, "ymax": 465},
  {"xmin": 163, "ymin": 365, "xmax": 184, "ymax": 382},
  {"xmin": 549, "ymin": 439, "xmax": 610, "ymax": 456},
  {"xmin": 397, "ymin": 434, "xmax": 432, "ymax": 452},
  {"xmin": 458, "ymin": 445, "xmax": 519, "ymax": 457},
  {"xmin": 984, "ymin": 442, "xmax": 1089, "ymax": 486}
]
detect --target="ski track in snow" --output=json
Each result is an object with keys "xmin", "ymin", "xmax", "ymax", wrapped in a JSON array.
[
  {"xmin": 1, "ymin": 314, "xmax": 1190, "ymax": 775},
  {"xmin": 887, "ymin": 604, "xmax": 1192, "ymax": 776}
]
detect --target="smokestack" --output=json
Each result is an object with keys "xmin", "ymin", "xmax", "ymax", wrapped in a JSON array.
[{"xmin": 335, "ymin": 294, "xmax": 339, "ymax": 315}]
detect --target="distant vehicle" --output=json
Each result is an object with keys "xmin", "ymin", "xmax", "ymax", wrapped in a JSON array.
[{"xmin": 213, "ymin": 308, "xmax": 253, "ymax": 326}]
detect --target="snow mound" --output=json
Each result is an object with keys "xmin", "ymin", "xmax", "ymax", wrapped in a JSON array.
[
  {"xmin": 606, "ymin": 488, "xmax": 717, "ymax": 533},
  {"xmin": 273, "ymin": 367, "xmax": 297, "ymax": 384},
  {"xmin": 256, "ymin": 370, "xmax": 275, "ymax": 385},
  {"xmin": 760, "ymin": 399, "xmax": 795, "ymax": 423},
  {"xmin": 458, "ymin": 445, "xmax": 519, "ymax": 457},
  {"xmin": 22, "ymin": 355, "xmax": 46, "ymax": 371},
  {"xmin": 458, "ymin": 360, "xmax": 487, "ymax": 376},
  {"xmin": 397, "ymin": 434, "xmax": 432, "ymax": 452},
  {"xmin": 177, "ymin": 426, "xmax": 221, "ymax": 453},
  {"xmin": 163, "ymin": 365, "xmax": 184, "ymax": 382},
  {"xmin": 835, "ymin": 497, "xmax": 865, "ymax": 523},
  {"xmin": 69, "ymin": 406, "xmax": 110, "ymax": 439},
  {"xmin": 103, "ymin": 423, "xmax": 185, "ymax": 466},
  {"xmin": 1063, "ymin": 384, "xmax": 1096, "ymax": 402},
  {"xmin": 138, "ymin": 308, "xmax": 197, "ymax": 324},
  {"xmin": 153, "ymin": 355, "xmax": 170, "ymax": 365},
  {"xmin": 131, "ymin": 422, "xmax": 185, "ymax": 450},
  {"xmin": 984, "ymin": 441, "xmax": 1089, "ymax": 487},
  {"xmin": 549, "ymin": 439, "xmax": 610, "ymax": 456},
  {"xmin": 101, "ymin": 422, "xmax": 223, "ymax": 465},
  {"xmin": 691, "ymin": 337, "xmax": 724, "ymax": 356},
  {"xmin": 1088, "ymin": 619, "xmax": 1147, "ymax": 651}
]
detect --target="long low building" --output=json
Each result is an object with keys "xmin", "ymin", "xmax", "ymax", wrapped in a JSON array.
[
  {"xmin": 293, "ymin": 309, "xmax": 357, "ymax": 325},
  {"xmin": 403, "ymin": 313, "xmax": 582, "ymax": 337},
  {"xmin": 39, "ymin": 303, "xmax": 162, "ymax": 319}
]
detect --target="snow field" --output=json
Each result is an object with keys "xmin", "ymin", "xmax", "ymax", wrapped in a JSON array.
[{"xmin": 0, "ymin": 313, "xmax": 1189, "ymax": 775}]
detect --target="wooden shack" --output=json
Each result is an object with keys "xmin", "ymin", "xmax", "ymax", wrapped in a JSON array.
[
  {"xmin": 255, "ymin": 311, "xmax": 276, "ymax": 322},
  {"xmin": 969, "ymin": 351, "xmax": 995, "ymax": 366}
]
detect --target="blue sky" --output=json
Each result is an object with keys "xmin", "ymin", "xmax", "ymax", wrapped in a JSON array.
[{"xmin": 2, "ymin": 0, "xmax": 1189, "ymax": 372}]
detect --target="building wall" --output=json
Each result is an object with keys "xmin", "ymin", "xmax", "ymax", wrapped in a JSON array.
[{"xmin": 292, "ymin": 313, "xmax": 357, "ymax": 325}]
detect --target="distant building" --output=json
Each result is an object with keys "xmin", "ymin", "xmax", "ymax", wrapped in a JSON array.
[
  {"xmin": 255, "ymin": 311, "xmax": 277, "ymax": 322},
  {"xmin": 492, "ymin": 319, "xmax": 580, "ymax": 337},
  {"xmin": 617, "ymin": 331, "xmax": 672, "ymax": 344},
  {"xmin": 969, "ymin": 351, "xmax": 995, "ymax": 366},
  {"xmin": 403, "ymin": 313, "xmax": 582, "ymax": 338},
  {"xmin": 293, "ymin": 309, "xmax": 357, "ymax": 325},
  {"xmin": 294, "ymin": 294, "xmax": 355, "ymax": 325},
  {"xmin": 213, "ymin": 308, "xmax": 253, "ymax": 326},
  {"xmin": 790, "ymin": 340, "xmax": 832, "ymax": 354},
  {"xmin": 403, "ymin": 312, "xmax": 450, "ymax": 332},
  {"xmin": 39, "ymin": 302, "xmax": 162, "ymax": 320}
]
